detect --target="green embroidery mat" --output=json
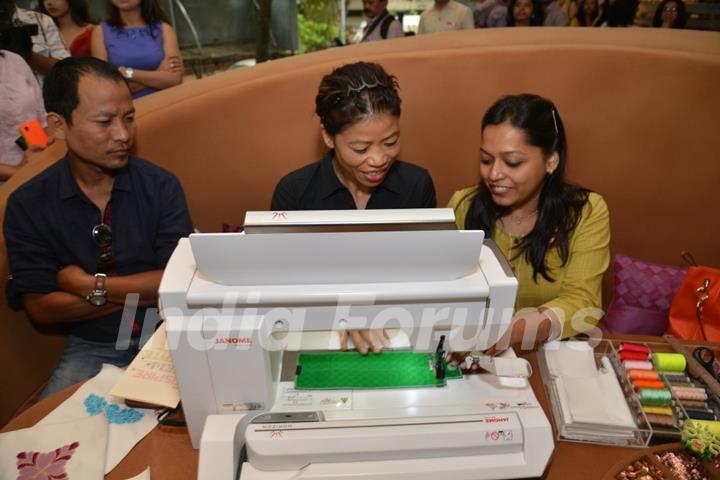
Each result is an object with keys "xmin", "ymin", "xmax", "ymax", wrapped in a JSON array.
[{"xmin": 295, "ymin": 351, "xmax": 462, "ymax": 390}]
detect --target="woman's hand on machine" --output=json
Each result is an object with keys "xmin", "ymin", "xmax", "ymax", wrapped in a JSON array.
[
  {"xmin": 484, "ymin": 308, "xmax": 561, "ymax": 356},
  {"xmin": 340, "ymin": 329, "xmax": 391, "ymax": 355}
]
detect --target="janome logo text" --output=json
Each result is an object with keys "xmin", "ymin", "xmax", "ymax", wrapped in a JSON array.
[
  {"xmin": 215, "ymin": 337, "xmax": 253, "ymax": 345},
  {"xmin": 485, "ymin": 416, "xmax": 510, "ymax": 423}
]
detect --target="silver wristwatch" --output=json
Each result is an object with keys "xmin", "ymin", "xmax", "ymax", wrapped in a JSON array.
[
  {"xmin": 86, "ymin": 273, "xmax": 107, "ymax": 306},
  {"xmin": 123, "ymin": 67, "xmax": 134, "ymax": 80}
]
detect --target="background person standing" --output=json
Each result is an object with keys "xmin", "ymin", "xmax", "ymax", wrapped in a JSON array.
[{"xmin": 418, "ymin": 0, "xmax": 475, "ymax": 34}]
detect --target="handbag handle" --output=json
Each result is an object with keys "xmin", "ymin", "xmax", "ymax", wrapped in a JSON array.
[
  {"xmin": 697, "ymin": 278, "xmax": 712, "ymax": 341},
  {"xmin": 697, "ymin": 278, "xmax": 711, "ymax": 321},
  {"xmin": 682, "ymin": 250, "xmax": 699, "ymax": 266}
]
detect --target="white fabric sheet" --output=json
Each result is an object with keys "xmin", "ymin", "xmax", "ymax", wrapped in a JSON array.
[
  {"xmin": 38, "ymin": 364, "xmax": 158, "ymax": 474},
  {"xmin": 0, "ymin": 414, "xmax": 107, "ymax": 479}
]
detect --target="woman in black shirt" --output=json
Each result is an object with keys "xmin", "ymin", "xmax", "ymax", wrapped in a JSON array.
[{"xmin": 271, "ymin": 62, "xmax": 436, "ymax": 211}]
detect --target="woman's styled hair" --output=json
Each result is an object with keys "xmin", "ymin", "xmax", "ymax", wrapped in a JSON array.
[
  {"xmin": 39, "ymin": 0, "xmax": 95, "ymax": 27},
  {"xmin": 576, "ymin": 0, "xmax": 601, "ymax": 26},
  {"xmin": 652, "ymin": 0, "xmax": 686, "ymax": 27},
  {"xmin": 507, "ymin": 0, "xmax": 545, "ymax": 26},
  {"xmin": 315, "ymin": 62, "xmax": 401, "ymax": 136},
  {"xmin": 106, "ymin": 0, "xmax": 168, "ymax": 29},
  {"xmin": 603, "ymin": 0, "xmax": 639, "ymax": 26},
  {"xmin": 462, "ymin": 94, "xmax": 590, "ymax": 282}
]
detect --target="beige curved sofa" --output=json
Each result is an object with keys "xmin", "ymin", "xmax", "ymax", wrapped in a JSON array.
[{"xmin": 1, "ymin": 28, "xmax": 718, "ymax": 425}]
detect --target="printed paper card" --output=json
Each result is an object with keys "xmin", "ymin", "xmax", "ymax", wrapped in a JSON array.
[{"xmin": 111, "ymin": 323, "xmax": 181, "ymax": 409}]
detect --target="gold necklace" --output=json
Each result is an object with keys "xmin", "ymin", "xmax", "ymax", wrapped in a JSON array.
[
  {"xmin": 506, "ymin": 235, "xmax": 521, "ymax": 279},
  {"xmin": 506, "ymin": 209, "xmax": 538, "ymax": 225}
]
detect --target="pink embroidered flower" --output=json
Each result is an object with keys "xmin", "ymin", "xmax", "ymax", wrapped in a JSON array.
[{"xmin": 16, "ymin": 442, "xmax": 79, "ymax": 480}]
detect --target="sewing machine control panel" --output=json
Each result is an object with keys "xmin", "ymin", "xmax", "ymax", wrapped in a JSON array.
[{"xmin": 251, "ymin": 412, "xmax": 323, "ymax": 424}]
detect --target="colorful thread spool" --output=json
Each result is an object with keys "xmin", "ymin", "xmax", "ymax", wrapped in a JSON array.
[
  {"xmin": 659, "ymin": 372, "xmax": 690, "ymax": 382},
  {"xmin": 669, "ymin": 381, "xmax": 696, "ymax": 388},
  {"xmin": 673, "ymin": 387, "xmax": 708, "ymax": 402},
  {"xmin": 643, "ymin": 406, "xmax": 674, "ymax": 416},
  {"xmin": 624, "ymin": 360, "xmax": 654, "ymax": 371},
  {"xmin": 620, "ymin": 342, "xmax": 650, "ymax": 354},
  {"xmin": 645, "ymin": 413, "xmax": 676, "ymax": 427},
  {"xmin": 652, "ymin": 353, "xmax": 687, "ymax": 372},
  {"xmin": 639, "ymin": 388, "xmax": 673, "ymax": 406},
  {"xmin": 620, "ymin": 351, "xmax": 650, "ymax": 362},
  {"xmin": 633, "ymin": 379, "xmax": 666, "ymax": 390},
  {"xmin": 677, "ymin": 400, "xmax": 709, "ymax": 409},
  {"xmin": 682, "ymin": 407, "xmax": 717, "ymax": 421},
  {"xmin": 629, "ymin": 369, "xmax": 659, "ymax": 381},
  {"xmin": 673, "ymin": 386, "xmax": 708, "ymax": 395}
]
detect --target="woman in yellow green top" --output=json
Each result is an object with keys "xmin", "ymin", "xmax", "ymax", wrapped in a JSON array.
[{"xmin": 448, "ymin": 94, "xmax": 610, "ymax": 351}]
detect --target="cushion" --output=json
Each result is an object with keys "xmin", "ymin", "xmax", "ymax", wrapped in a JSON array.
[{"xmin": 602, "ymin": 254, "xmax": 687, "ymax": 335}]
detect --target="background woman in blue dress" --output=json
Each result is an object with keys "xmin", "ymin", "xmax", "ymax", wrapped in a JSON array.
[{"xmin": 91, "ymin": 0, "xmax": 182, "ymax": 99}]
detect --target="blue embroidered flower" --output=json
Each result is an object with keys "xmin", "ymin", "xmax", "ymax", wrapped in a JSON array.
[
  {"xmin": 84, "ymin": 394, "xmax": 107, "ymax": 416},
  {"xmin": 105, "ymin": 403, "xmax": 144, "ymax": 424},
  {"xmin": 83, "ymin": 394, "xmax": 144, "ymax": 424}
]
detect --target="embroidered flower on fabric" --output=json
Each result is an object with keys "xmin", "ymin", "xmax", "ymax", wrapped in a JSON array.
[
  {"xmin": 105, "ymin": 403, "xmax": 143, "ymax": 424},
  {"xmin": 16, "ymin": 441, "xmax": 79, "ymax": 480},
  {"xmin": 83, "ymin": 394, "xmax": 144, "ymax": 424},
  {"xmin": 84, "ymin": 394, "xmax": 107, "ymax": 416}
]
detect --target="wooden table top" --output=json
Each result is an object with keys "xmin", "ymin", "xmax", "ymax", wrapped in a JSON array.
[{"xmin": 3, "ymin": 334, "xmax": 710, "ymax": 479}]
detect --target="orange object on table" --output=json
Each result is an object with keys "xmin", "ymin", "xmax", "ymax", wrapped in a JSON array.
[
  {"xmin": 633, "ymin": 379, "xmax": 666, "ymax": 390},
  {"xmin": 629, "ymin": 369, "xmax": 660, "ymax": 381}
]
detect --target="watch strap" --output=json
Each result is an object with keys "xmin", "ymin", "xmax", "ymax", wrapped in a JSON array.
[{"xmin": 94, "ymin": 273, "xmax": 107, "ymax": 291}]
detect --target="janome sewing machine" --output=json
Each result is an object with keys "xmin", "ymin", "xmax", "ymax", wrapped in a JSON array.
[{"xmin": 158, "ymin": 209, "xmax": 553, "ymax": 479}]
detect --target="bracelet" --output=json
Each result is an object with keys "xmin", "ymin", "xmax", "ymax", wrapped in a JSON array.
[
  {"xmin": 538, "ymin": 308, "xmax": 554, "ymax": 323},
  {"xmin": 539, "ymin": 308, "xmax": 562, "ymax": 341}
]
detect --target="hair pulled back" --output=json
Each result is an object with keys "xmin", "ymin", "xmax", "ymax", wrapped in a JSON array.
[{"xmin": 315, "ymin": 61, "xmax": 401, "ymax": 136}]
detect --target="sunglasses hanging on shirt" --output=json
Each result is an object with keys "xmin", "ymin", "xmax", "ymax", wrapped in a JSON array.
[{"xmin": 92, "ymin": 223, "xmax": 114, "ymax": 274}]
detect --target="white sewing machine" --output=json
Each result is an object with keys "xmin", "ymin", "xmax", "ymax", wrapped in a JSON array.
[{"xmin": 159, "ymin": 209, "xmax": 553, "ymax": 480}]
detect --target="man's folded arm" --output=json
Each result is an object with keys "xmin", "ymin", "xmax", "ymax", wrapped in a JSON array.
[
  {"xmin": 104, "ymin": 270, "xmax": 164, "ymax": 306},
  {"xmin": 23, "ymin": 269, "xmax": 164, "ymax": 324},
  {"xmin": 57, "ymin": 266, "xmax": 164, "ymax": 307},
  {"xmin": 22, "ymin": 292, "xmax": 122, "ymax": 325}
]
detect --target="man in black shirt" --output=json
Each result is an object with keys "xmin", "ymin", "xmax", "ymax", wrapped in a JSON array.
[{"xmin": 4, "ymin": 57, "xmax": 192, "ymax": 397}]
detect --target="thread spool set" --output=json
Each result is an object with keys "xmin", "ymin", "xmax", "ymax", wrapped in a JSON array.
[
  {"xmin": 539, "ymin": 339, "xmax": 720, "ymax": 447},
  {"xmin": 618, "ymin": 342, "xmax": 719, "ymax": 436}
]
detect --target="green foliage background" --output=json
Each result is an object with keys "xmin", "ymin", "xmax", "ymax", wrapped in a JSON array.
[{"xmin": 297, "ymin": 0, "xmax": 340, "ymax": 53}]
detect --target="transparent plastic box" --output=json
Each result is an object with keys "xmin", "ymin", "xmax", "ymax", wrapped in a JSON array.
[{"xmin": 538, "ymin": 339, "xmax": 654, "ymax": 447}]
